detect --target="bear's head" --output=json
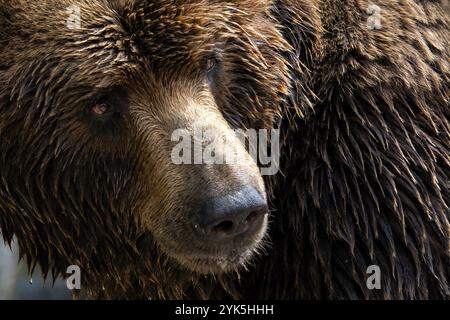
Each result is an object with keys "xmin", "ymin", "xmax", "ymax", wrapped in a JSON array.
[{"xmin": 0, "ymin": 0, "xmax": 313, "ymax": 297}]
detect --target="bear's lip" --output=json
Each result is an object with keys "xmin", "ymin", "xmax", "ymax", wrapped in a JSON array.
[
  {"xmin": 182, "ymin": 227, "xmax": 268, "ymax": 274},
  {"xmin": 178, "ymin": 247, "xmax": 257, "ymax": 275},
  {"xmin": 158, "ymin": 211, "xmax": 268, "ymax": 274},
  {"xmin": 177, "ymin": 217, "xmax": 268, "ymax": 274}
]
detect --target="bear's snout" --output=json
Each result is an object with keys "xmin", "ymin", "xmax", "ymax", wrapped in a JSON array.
[{"xmin": 192, "ymin": 186, "xmax": 268, "ymax": 246}]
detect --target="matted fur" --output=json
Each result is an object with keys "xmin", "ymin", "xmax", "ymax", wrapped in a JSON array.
[{"xmin": 0, "ymin": 0, "xmax": 449, "ymax": 299}]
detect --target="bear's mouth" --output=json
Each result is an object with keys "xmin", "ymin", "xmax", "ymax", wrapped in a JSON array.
[
  {"xmin": 178, "ymin": 247, "xmax": 259, "ymax": 275},
  {"xmin": 159, "ymin": 223, "xmax": 268, "ymax": 275},
  {"xmin": 168, "ymin": 212, "xmax": 269, "ymax": 275},
  {"xmin": 153, "ymin": 195, "xmax": 269, "ymax": 275}
]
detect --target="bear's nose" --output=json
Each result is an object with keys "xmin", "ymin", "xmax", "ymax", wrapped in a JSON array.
[{"xmin": 193, "ymin": 187, "xmax": 268, "ymax": 242}]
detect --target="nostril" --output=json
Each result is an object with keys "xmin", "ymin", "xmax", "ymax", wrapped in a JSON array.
[
  {"xmin": 245, "ymin": 211, "xmax": 260, "ymax": 224},
  {"xmin": 194, "ymin": 186, "xmax": 268, "ymax": 240},
  {"xmin": 211, "ymin": 220, "xmax": 234, "ymax": 233},
  {"xmin": 207, "ymin": 209, "xmax": 266, "ymax": 237}
]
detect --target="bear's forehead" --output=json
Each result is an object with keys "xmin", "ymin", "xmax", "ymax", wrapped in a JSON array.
[
  {"xmin": 72, "ymin": 0, "xmax": 271, "ymax": 65},
  {"xmin": 2, "ymin": 0, "xmax": 280, "ymax": 93}
]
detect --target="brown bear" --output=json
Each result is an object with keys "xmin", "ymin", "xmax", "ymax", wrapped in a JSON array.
[{"xmin": 0, "ymin": 0, "xmax": 448, "ymax": 299}]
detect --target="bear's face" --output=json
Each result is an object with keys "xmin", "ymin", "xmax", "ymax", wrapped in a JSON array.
[{"xmin": 0, "ymin": 0, "xmax": 291, "ymax": 279}]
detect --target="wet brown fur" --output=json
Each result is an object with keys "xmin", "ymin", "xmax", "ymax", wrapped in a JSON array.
[{"xmin": 0, "ymin": 0, "xmax": 449, "ymax": 299}]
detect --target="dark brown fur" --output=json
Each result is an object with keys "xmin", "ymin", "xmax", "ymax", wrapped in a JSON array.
[{"xmin": 0, "ymin": 0, "xmax": 449, "ymax": 299}]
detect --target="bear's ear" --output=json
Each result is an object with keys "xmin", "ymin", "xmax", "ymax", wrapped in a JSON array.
[{"xmin": 273, "ymin": 0, "xmax": 322, "ymax": 117}]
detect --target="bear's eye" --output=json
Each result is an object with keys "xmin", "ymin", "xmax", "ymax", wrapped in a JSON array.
[
  {"xmin": 87, "ymin": 86, "xmax": 128, "ymax": 119},
  {"xmin": 206, "ymin": 57, "xmax": 218, "ymax": 75},
  {"xmin": 91, "ymin": 102, "xmax": 111, "ymax": 116},
  {"xmin": 84, "ymin": 87, "xmax": 129, "ymax": 135}
]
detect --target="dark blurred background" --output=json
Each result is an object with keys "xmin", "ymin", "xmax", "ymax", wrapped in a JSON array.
[{"xmin": 0, "ymin": 239, "xmax": 70, "ymax": 300}]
